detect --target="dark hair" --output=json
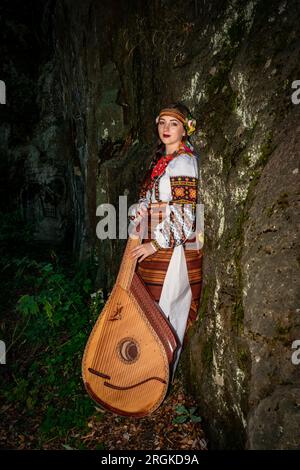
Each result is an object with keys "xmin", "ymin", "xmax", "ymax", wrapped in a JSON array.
[{"xmin": 138, "ymin": 102, "xmax": 194, "ymax": 199}]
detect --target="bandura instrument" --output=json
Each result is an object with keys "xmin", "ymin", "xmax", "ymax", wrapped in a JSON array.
[{"xmin": 82, "ymin": 203, "xmax": 180, "ymax": 417}]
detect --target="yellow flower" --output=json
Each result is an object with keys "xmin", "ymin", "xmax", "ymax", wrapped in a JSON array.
[{"xmin": 185, "ymin": 118, "xmax": 197, "ymax": 136}]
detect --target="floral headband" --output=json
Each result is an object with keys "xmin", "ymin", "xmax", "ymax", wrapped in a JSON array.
[{"xmin": 155, "ymin": 108, "xmax": 197, "ymax": 136}]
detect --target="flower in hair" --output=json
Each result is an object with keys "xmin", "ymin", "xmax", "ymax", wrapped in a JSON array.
[
  {"xmin": 155, "ymin": 112, "xmax": 197, "ymax": 136},
  {"xmin": 184, "ymin": 117, "xmax": 197, "ymax": 136}
]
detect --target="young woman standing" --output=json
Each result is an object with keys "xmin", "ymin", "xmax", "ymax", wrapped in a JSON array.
[{"xmin": 129, "ymin": 102, "xmax": 203, "ymax": 376}]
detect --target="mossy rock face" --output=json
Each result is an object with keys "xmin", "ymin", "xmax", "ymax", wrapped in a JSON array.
[
  {"xmin": 201, "ymin": 338, "xmax": 214, "ymax": 369},
  {"xmin": 177, "ymin": 0, "xmax": 299, "ymax": 450}
]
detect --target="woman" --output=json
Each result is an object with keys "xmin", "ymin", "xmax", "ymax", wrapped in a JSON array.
[{"xmin": 129, "ymin": 102, "xmax": 203, "ymax": 378}]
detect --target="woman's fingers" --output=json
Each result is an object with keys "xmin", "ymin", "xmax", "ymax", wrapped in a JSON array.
[
  {"xmin": 140, "ymin": 207, "xmax": 148, "ymax": 217},
  {"xmin": 131, "ymin": 247, "xmax": 144, "ymax": 258},
  {"xmin": 131, "ymin": 247, "xmax": 142, "ymax": 254},
  {"xmin": 130, "ymin": 242, "xmax": 152, "ymax": 260}
]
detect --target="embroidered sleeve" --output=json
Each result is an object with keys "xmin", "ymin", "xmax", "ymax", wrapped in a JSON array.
[
  {"xmin": 128, "ymin": 188, "xmax": 151, "ymax": 224},
  {"xmin": 152, "ymin": 175, "xmax": 198, "ymax": 249}
]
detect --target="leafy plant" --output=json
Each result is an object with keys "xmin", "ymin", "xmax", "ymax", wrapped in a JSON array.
[
  {"xmin": 173, "ymin": 405, "xmax": 202, "ymax": 424},
  {"xmin": 0, "ymin": 232, "xmax": 106, "ymax": 444}
]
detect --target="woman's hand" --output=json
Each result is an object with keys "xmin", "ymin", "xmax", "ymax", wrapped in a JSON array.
[
  {"xmin": 136, "ymin": 205, "xmax": 148, "ymax": 222},
  {"xmin": 130, "ymin": 242, "xmax": 157, "ymax": 262},
  {"xmin": 129, "ymin": 205, "xmax": 148, "ymax": 225}
]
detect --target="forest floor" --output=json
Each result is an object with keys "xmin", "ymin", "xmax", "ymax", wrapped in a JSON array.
[{"xmin": 0, "ymin": 365, "xmax": 208, "ymax": 451}]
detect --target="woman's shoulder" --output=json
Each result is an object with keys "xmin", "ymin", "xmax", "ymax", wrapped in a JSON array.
[{"xmin": 167, "ymin": 152, "xmax": 199, "ymax": 178}]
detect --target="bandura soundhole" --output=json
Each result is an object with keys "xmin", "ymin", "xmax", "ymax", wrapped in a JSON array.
[{"xmin": 118, "ymin": 337, "xmax": 140, "ymax": 364}]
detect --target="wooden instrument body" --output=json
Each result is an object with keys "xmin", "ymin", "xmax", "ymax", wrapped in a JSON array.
[{"xmin": 82, "ymin": 205, "xmax": 180, "ymax": 417}]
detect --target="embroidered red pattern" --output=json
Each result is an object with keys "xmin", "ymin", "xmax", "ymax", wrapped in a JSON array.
[{"xmin": 169, "ymin": 176, "xmax": 198, "ymax": 206}]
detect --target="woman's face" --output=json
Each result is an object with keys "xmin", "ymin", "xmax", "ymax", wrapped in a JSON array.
[{"xmin": 157, "ymin": 114, "xmax": 186, "ymax": 146}]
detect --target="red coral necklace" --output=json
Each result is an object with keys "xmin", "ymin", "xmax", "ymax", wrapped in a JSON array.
[
  {"xmin": 150, "ymin": 142, "xmax": 187, "ymax": 180},
  {"xmin": 150, "ymin": 154, "xmax": 175, "ymax": 180}
]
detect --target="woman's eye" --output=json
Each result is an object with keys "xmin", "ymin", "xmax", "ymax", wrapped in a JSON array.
[{"xmin": 159, "ymin": 121, "xmax": 177, "ymax": 126}]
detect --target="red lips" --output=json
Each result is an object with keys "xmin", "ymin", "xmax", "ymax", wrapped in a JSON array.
[{"xmin": 163, "ymin": 134, "xmax": 170, "ymax": 137}]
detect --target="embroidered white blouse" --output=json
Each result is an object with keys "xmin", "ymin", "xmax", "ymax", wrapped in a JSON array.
[{"xmin": 134, "ymin": 153, "xmax": 199, "ymax": 249}]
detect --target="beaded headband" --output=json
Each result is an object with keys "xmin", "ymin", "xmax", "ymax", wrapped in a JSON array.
[{"xmin": 155, "ymin": 108, "xmax": 197, "ymax": 136}]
